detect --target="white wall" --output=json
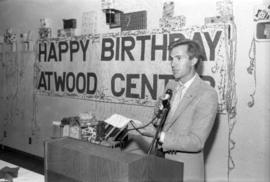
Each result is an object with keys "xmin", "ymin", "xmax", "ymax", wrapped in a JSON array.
[
  {"xmin": 0, "ymin": 0, "xmax": 269, "ymax": 182},
  {"xmin": 233, "ymin": 0, "xmax": 270, "ymax": 181}
]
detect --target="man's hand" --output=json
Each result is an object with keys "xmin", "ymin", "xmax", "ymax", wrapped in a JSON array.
[
  {"xmin": 129, "ymin": 120, "xmax": 157, "ymax": 138},
  {"xmin": 128, "ymin": 119, "xmax": 143, "ymax": 129},
  {"xmin": 128, "ymin": 119, "xmax": 143, "ymax": 135},
  {"xmin": 139, "ymin": 125, "xmax": 157, "ymax": 138}
]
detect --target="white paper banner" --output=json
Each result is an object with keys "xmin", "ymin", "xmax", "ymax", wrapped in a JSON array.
[{"xmin": 35, "ymin": 24, "xmax": 229, "ymax": 113}]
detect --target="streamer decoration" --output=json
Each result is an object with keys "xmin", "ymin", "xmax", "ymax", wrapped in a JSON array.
[
  {"xmin": 216, "ymin": 1, "xmax": 238, "ymax": 181},
  {"xmin": 225, "ymin": 21, "xmax": 237, "ymax": 182},
  {"xmin": 247, "ymin": 38, "xmax": 256, "ymax": 107}
]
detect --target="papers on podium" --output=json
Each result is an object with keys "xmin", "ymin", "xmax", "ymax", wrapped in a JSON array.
[
  {"xmin": 103, "ymin": 114, "xmax": 142, "ymax": 142},
  {"xmin": 105, "ymin": 114, "xmax": 131, "ymax": 128},
  {"xmin": 104, "ymin": 114, "xmax": 142, "ymax": 129}
]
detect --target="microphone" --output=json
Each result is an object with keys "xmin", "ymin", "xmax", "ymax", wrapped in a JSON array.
[
  {"xmin": 161, "ymin": 89, "xmax": 173, "ymax": 106},
  {"xmin": 156, "ymin": 89, "xmax": 173, "ymax": 119}
]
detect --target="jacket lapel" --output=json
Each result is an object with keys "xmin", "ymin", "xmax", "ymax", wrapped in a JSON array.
[{"xmin": 164, "ymin": 75, "xmax": 201, "ymax": 131}]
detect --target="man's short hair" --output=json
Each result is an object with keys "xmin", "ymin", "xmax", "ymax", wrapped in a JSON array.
[{"xmin": 168, "ymin": 39, "xmax": 205, "ymax": 62}]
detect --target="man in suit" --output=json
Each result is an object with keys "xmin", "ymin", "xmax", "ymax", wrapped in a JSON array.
[{"xmin": 137, "ymin": 39, "xmax": 218, "ymax": 182}]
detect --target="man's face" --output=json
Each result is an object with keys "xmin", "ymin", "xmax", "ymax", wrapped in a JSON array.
[{"xmin": 170, "ymin": 44, "xmax": 195, "ymax": 83}]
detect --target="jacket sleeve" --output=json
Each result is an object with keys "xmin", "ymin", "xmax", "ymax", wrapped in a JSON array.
[{"xmin": 162, "ymin": 90, "xmax": 218, "ymax": 152}]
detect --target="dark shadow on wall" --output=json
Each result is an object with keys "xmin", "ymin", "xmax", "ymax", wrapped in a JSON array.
[{"xmin": 204, "ymin": 114, "xmax": 220, "ymax": 163}]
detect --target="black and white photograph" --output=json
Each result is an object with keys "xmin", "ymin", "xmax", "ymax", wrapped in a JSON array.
[{"xmin": 0, "ymin": 0, "xmax": 269, "ymax": 181}]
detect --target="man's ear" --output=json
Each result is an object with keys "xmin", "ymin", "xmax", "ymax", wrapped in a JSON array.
[{"xmin": 191, "ymin": 57, "xmax": 198, "ymax": 66}]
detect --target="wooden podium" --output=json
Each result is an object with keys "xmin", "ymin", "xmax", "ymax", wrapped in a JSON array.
[{"xmin": 45, "ymin": 137, "xmax": 183, "ymax": 182}]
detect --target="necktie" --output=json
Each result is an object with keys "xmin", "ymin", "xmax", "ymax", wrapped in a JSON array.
[{"xmin": 166, "ymin": 83, "xmax": 184, "ymax": 122}]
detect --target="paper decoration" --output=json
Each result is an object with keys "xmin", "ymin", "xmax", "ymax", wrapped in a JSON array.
[
  {"xmin": 57, "ymin": 29, "xmax": 66, "ymax": 38},
  {"xmin": 216, "ymin": 0, "xmax": 233, "ymax": 17},
  {"xmin": 3, "ymin": 28, "xmax": 17, "ymax": 52},
  {"xmin": 204, "ymin": 0, "xmax": 234, "ymax": 25},
  {"xmin": 20, "ymin": 30, "xmax": 33, "ymax": 42},
  {"xmin": 20, "ymin": 33, "xmax": 28, "ymax": 42},
  {"xmin": 159, "ymin": 15, "xmax": 186, "ymax": 31},
  {"xmin": 35, "ymin": 25, "xmax": 229, "ymax": 113},
  {"xmin": 39, "ymin": 18, "xmax": 52, "ymax": 39},
  {"xmin": 159, "ymin": 2, "xmax": 185, "ymax": 31},
  {"xmin": 254, "ymin": 9, "xmax": 270, "ymax": 21},
  {"xmin": 40, "ymin": 18, "xmax": 51, "ymax": 28},
  {"xmin": 39, "ymin": 28, "xmax": 52, "ymax": 39},
  {"xmin": 162, "ymin": 1, "xmax": 174, "ymax": 19},
  {"xmin": 20, "ymin": 31, "xmax": 34, "ymax": 51},
  {"xmin": 4, "ymin": 28, "xmax": 16, "ymax": 44},
  {"xmin": 204, "ymin": 15, "xmax": 234, "ymax": 24},
  {"xmin": 254, "ymin": 4, "xmax": 270, "ymax": 22}
]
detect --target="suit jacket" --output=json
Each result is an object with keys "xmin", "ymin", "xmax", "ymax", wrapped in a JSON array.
[{"xmin": 162, "ymin": 74, "xmax": 218, "ymax": 182}]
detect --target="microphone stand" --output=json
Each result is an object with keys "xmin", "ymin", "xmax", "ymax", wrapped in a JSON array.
[{"xmin": 147, "ymin": 104, "xmax": 170, "ymax": 157}]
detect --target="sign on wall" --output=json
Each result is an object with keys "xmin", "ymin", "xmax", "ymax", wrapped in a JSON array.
[{"xmin": 35, "ymin": 24, "xmax": 230, "ymax": 113}]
